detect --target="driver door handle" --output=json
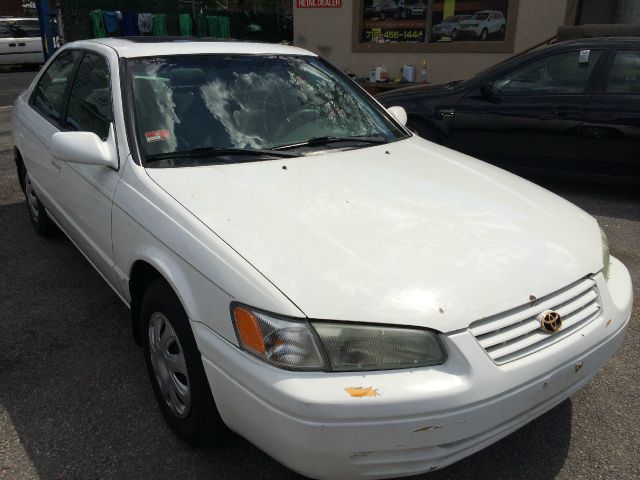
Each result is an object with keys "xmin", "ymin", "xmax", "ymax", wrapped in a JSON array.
[{"xmin": 550, "ymin": 105, "xmax": 570, "ymax": 117}]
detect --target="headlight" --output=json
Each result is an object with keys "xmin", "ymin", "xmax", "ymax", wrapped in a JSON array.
[
  {"xmin": 231, "ymin": 304, "xmax": 447, "ymax": 372},
  {"xmin": 600, "ymin": 226, "xmax": 610, "ymax": 280},
  {"xmin": 311, "ymin": 322, "xmax": 447, "ymax": 371}
]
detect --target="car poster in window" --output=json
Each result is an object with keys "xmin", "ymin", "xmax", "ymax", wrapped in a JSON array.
[
  {"xmin": 361, "ymin": 0, "xmax": 509, "ymax": 44},
  {"xmin": 361, "ymin": 0, "xmax": 428, "ymax": 43},
  {"xmin": 430, "ymin": 0, "xmax": 508, "ymax": 43}
]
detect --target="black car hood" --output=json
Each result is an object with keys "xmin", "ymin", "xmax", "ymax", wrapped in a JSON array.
[{"xmin": 376, "ymin": 82, "xmax": 455, "ymax": 102}]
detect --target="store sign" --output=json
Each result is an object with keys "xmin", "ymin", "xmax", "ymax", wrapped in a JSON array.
[{"xmin": 297, "ymin": 0, "xmax": 342, "ymax": 7}]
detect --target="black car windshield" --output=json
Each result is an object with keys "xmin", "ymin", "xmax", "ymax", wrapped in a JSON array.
[
  {"xmin": 471, "ymin": 13, "xmax": 490, "ymax": 20},
  {"xmin": 127, "ymin": 54, "xmax": 407, "ymax": 165}
]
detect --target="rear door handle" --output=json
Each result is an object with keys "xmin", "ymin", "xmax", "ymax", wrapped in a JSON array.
[
  {"xmin": 18, "ymin": 42, "xmax": 26, "ymax": 46},
  {"xmin": 8, "ymin": 43, "xmax": 16, "ymax": 47}
]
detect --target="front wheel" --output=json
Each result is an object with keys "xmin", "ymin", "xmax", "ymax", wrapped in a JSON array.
[
  {"xmin": 142, "ymin": 279, "xmax": 223, "ymax": 445},
  {"xmin": 499, "ymin": 25, "xmax": 506, "ymax": 37},
  {"xmin": 480, "ymin": 28, "xmax": 488, "ymax": 41},
  {"xmin": 23, "ymin": 170, "xmax": 56, "ymax": 237}
]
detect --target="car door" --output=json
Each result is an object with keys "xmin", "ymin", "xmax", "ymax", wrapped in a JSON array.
[
  {"xmin": 448, "ymin": 49, "xmax": 605, "ymax": 172},
  {"xmin": 54, "ymin": 49, "xmax": 123, "ymax": 285},
  {"xmin": 13, "ymin": 20, "xmax": 44, "ymax": 64},
  {"xmin": 19, "ymin": 49, "xmax": 83, "ymax": 208},
  {"xmin": 0, "ymin": 21, "xmax": 19, "ymax": 64},
  {"xmin": 578, "ymin": 48, "xmax": 640, "ymax": 178}
]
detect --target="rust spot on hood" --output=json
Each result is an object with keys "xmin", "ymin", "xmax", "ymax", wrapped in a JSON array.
[
  {"xmin": 606, "ymin": 319, "xmax": 612, "ymax": 328},
  {"xmin": 345, "ymin": 387, "xmax": 380, "ymax": 398}
]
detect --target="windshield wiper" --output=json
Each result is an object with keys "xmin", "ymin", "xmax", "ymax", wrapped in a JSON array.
[
  {"xmin": 146, "ymin": 146, "xmax": 299, "ymax": 162},
  {"xmin": 272, "ymin": 135, "xmax": 389, "ymax": 151}
]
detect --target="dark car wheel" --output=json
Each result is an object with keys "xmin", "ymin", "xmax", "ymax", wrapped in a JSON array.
[
  {"xmin": 480, "ymin": 28, "xmax": 488, "ymax": 41},
  {"xmin": 451, "ymin": 29, "xmax": 459, "ymax": 40},
  {"xmin": 499, "ymin": 25, "xmax": 506, "ymax": 37},
  {"xmin": 23, "ymin": 170, "xmax": 56, "ymax": 237},
  {"xmin": 408, "ymin": 119, "xmax": 440, "ymax": 144},
  {"xmin": 141, "ymin": 278, "xmax": 223, "ymax": 445}
]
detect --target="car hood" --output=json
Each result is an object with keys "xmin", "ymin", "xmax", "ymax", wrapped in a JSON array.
[
  {"xmin": 376, "ymin": 82, "xmax": 453, "ymax": 102},
  {"xmin": 146, "ymin": 138, "xmax": 602, "ymax": 332}
]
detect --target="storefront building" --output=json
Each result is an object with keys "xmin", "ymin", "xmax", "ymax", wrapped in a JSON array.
[{"xmin": 293, "ymin": 0, "xmax": 634, "ymax": 84}]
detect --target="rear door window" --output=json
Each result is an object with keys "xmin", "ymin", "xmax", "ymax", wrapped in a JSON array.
[
  {"xmin": 605, "ymin": 50, "xmax": 640, "ymax": 94},
  {"xmin": 31, "ymin": 49, "xmax": 82, "ymax": 124},
  {"xmin": 65, "ymin": 52, "xmax": 113, "ymax": 140},
  {"xmin": 494, "ymin": 50, "xmax": 602, "ymax": 95}
]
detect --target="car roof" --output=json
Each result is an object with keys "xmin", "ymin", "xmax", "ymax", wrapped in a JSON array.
[
  {"xmin": 0, "ymin": 17, "xmax": 38, "ymax": 21},
  {"xmin": 68, "ymin": 37, "xmax": 316, "ymax": 58},
  {"xmin": 547, "ymin": 37, "xmax": 640, "ymax": 50}
]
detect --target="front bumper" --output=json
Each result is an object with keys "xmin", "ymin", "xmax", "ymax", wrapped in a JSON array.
[{"xmin": 196, "ymin": 257, "xmax": 632, "ymax": 480}]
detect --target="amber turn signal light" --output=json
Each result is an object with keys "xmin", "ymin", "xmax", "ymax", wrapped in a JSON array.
[{"xmin": 233, "ymin": 306, "xmax": 266, "ymax": 354}]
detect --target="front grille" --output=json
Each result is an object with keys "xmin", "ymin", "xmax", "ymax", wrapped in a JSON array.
[{"xmin": 469, "ymin": 277, "xmax": 601, "ymax": 364}]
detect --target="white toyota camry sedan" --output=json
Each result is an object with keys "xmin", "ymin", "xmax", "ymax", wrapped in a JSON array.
[{"xmin": 11, "ymin": 38, "xmax": 633, "ymax": 480}]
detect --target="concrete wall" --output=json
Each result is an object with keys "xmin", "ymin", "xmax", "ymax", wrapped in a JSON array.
[{"xmin": 294, "ymin": 0, "xmax": 570, "ymax": 84}]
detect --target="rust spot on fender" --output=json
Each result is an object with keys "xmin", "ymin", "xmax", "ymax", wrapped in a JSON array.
[
  {"xmin": 529, "ymin": 295, "xmax": 537, "ymax": 302},
  {"xmin": 413, "ymin": 425, "xmax": 443, "ymax": 433},
  {"xmin": 438, "ymin": 307, "xmax": 445, "ymax": 314},
  {"xmin": 345, "ymin": 387, "xmax": 380, "ymax": 398},
  {"xmin": 606, "ymin": 319, "xmax": 612, "ymax": 328}
]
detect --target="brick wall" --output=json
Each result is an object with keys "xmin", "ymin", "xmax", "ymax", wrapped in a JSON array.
[{"xmin": 0, "ymin": 0, "xmax": 27, "ymax": 17}]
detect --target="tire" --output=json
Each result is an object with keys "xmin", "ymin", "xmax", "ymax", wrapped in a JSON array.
[
  {"xmin": 141, "ymin": 278, "xmax": 223, "ymax": 445},
  {"xmin": 451, "ymin": 29, "xmax": 459, "ymax": 41},
  {"xmin": 480, "ymin": 28, "xmax": 488, "ymax": 41},
  {"xmin": 380, "ymin": 12, "xmax": 386, "ymax": 20},
  {"xmin": 23, "ymin": 169, "xmax": 56, "ymax": 237},
  {"xmin": 499, "ymin": 25, "xmax": 506, "ymax": 37},
  {"xmin": 408, "ymin": 119, "xmax": 440, "ymax": 144}
]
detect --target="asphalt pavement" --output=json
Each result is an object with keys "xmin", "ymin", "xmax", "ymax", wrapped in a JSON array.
[{"xmin": 0, "ymin": 69, "xmax": 638, "ymax": 480}]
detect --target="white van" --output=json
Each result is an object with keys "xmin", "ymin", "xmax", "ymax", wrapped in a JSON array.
[{"xmin": 0, "ymin": 18, "xmax": 44, "ymax": 66}]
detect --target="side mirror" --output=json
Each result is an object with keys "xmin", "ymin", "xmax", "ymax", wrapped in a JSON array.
[
  {"xmin": 387, "ymin": 105, "xmax": 408, "ymax": 126},
  {"xmin": 480, "ymin": 82, "xmax": 495, "ymax": 99},
  {"xmin": 51, "ymin": 124, "xmax": 118, "ymax": 169}
]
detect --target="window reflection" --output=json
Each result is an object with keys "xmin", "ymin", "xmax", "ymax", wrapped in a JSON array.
[{"xmin": 128, "ymin": 55, "xmax": 404, "ymax": 157}]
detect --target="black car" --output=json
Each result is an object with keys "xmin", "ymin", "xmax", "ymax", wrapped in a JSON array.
[{"xmin": 377, "ymin": 38, "xmax": 640, "ymax": 180}]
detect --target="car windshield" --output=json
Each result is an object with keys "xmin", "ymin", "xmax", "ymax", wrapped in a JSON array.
[
  {"xmin": 127, "ymin": 54, "xmax": 407, "ymax": 165},
  {"xmin": 471, "ymin": 13, "xmax": 490, "ymax": 20}
]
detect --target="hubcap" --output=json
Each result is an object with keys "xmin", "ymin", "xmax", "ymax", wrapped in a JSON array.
[
  {"xmin": 25, "ymin": 173, "xmax": 40, "ymax": 220},
  {"xmin": 148, "ymin": 312, "xmax": 191, "ymax": 418}
]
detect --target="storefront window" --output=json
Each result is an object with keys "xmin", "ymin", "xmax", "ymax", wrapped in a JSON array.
[{"xmin": 355, "ymin": 0, "xmax": 518, "ymax": 52}]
